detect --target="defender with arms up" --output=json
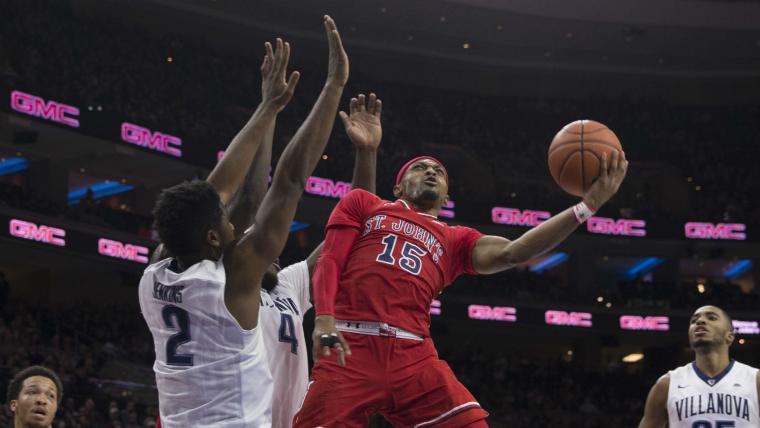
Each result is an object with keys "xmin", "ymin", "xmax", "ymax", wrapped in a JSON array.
[{"xmin": 139, "ymin": 16, "xmax": 348, "ymax": 428}]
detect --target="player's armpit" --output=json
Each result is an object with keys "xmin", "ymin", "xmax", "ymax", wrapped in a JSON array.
[{"xmin": 638, "ymin": 374, "xmax": 670, "ymax": 428}]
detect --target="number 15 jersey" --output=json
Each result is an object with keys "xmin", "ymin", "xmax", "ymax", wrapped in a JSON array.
[
  {"xmin": 327, "ymin": 189, "xmax": 482, "ymax": 338},
  {"xmin": 138, "ymin": 257, "xmax": 273, "ymax": 428}
]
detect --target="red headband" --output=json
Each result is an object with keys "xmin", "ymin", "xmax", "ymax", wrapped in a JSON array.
[{"xmin": 395, "ymin": 156, "xmax": 449, "ymax": 186}]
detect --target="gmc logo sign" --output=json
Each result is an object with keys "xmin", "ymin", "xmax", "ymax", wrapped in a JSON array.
[
  {"xmin": 11, "ymin": 90, "xmax": 80, "ymax": 128},
  {"xmin": 732, "ymin": 320, "xmax": 760, "ymax": 335},
  {"xmin": 468, "ymin": 305, "xmax": 517, "ymax": 322},
  {"xmin": 305, "ymin": 176, "xmax": 352, "ymax": 199},
  {"xmin": 684, "ymin": 222, "xmax": 746, "ymax": 240},
  {"xmin": 587, "ymin": 217, "xmax": 646, "ymax": 237},
  {"xmin": 121, "ymin": 122, "xmax": 182, "ymax": 157},
  {"xmin": 545, "ymin": 310, "xmax": 592, "ymax": 327},
  {"xmin": 98, "ymin": 238, "xmax": 149, "ymax": 264},
  {"xmin": 619, "ymin": 315, "xmax": 670, "ymax": 331},
  {"xmin": 440, "ymin": 201, "xmax": 456, "ymax": 219},
  {"xmin": 9, "ymin": 219, "xmax": 66, "ymax": 246},
  {"xmin": 492, "ymin": 207, "xmax": 550, "ymax": 227},
  {"xmin": 430, "ymin": 299, "xmax": 442, "ymax": 316}
]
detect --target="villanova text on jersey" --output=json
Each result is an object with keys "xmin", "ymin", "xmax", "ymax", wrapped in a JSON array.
[{"xmin": 673, "ymin": 393, "xmax": 752, "ymax": 422}]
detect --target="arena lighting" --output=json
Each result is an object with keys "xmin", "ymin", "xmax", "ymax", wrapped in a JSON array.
[
  {"xmin": 529, "ymin": 252, "xmax": 568, "ymax": 273},
  {"xmin": 10, "ymin": 90, "xmax": 80, "ymax": 128},
  {"xmin": 732, "ymin": 320, "xmax": 760, "ymax": 335},
  {"xmin": 625, "ymin": 257, "xmax": 665, "ymax": 279},
  {"xmin": 0, "ymin": 157, "xmax": 29, "ymax": 176},
  {"xmin": 620, "ymin": 315, "xmax": 670, "ymax": 331},
  {"xmin": 545, "ymin": 310, "xmax": 592, "ymax": 327},
  {"xmin": 439, "ymin": 200, "xmax": 455, "ymax": 219},
  {"xmin": 98, "ymin": 238, "xmax": 149, "ymax": 263},
  {"xmin": 622, "ymin": 353, "xmax": 644, "ymax": 363},
  {"xmin": 724, "ymin": 259, "xmax": 752, "ymax": 279},
  {"xmin": 491, "ymin": 207, "xmax": 550, "ymax": 227},
  {"xmin": 587, "ymin": 217, "xmax": 646, "ymax": 237},
  {"xmin": 9, "ymin": 218, "xmax": 66, "ymax": 246},
  {"xmin": 685, "ymin": 222, "xmax": 746, "ymax": 240},
  {"xmin": 68, "ymin": 181, "xmax": 135, "ymax": 205},
  {"xmin": 121, "ymin": 122, "xmax": 182, "ymax": 157},
  {"xmin": 468, "ymin": 305, "xmax": 517, "ymax": 321},
  {"xmin": 430, "ymin": 299, "xmax": 442, "ymax": 316},
  {"xmin": 289, "ymin": 221, "xmax": 310, "ymax": 233}
]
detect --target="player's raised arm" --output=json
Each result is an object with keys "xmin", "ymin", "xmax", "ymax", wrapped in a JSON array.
[
  {"xmin": 223, "ymin": 16, "xmax": 348, "ymax": 330},
  {"xmin": 304, "ymin": 91, "xmax": 383, "ymax": 275},
  {"xmin": 206, "ymin": 38, "xmax": 299, "ymax": 207},
  {"xmin": 227, "ymin": 98, "xmax": 277, "ymax": 234},
  {"xmin": 638, "ymin": 374, "xmax": 670, "ymax": 428},
  {"xmin": 471, "ymin": 151, "xmax": 628, "ymax": 274}
]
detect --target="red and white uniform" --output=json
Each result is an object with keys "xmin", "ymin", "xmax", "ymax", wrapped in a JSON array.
[{"xmin": 294, "ymin": 189, "xmax": 488, "ymax": 427}]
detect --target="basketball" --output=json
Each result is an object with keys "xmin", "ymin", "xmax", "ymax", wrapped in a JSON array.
[{"xmin": 548, "ymin": 119, "xmax": 623, "ymax": 197}]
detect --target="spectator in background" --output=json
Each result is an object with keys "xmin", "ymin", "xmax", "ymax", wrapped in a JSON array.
[{"xmin": 6, "ymin": 365, "xmax": 62, "ymax": 428}]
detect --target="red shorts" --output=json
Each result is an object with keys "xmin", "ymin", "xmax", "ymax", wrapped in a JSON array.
[{"xmin": 293, "ymin": 333, "xmax": 488, "ymax": 428}]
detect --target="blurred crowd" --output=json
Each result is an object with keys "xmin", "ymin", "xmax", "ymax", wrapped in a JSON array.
[
  {"xmin": 0, "ymin": 301, "xmax": 156, "ymax": 428},
  {"xmin": 0, "ymin": 296, "xmax": 654, "ymax": 428}
]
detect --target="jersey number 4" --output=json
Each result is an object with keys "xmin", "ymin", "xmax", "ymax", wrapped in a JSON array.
[
  {"xmin": 376, "ymin": 234, "xmax": 426, "ymax": 275},
  {"xmin": 162, "ymin": 305, "xmax": 194, "ymax": 366}
]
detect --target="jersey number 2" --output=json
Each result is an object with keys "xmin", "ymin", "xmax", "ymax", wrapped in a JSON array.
[
  {"xmin": 162, "ymin": 305, "xmax": 194, "ymax": 366},
  {"xmin": 376, "ymin": 234, "xmax": 426, "ymax": 275}
]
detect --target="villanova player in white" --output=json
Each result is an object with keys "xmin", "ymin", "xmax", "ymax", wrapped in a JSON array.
[
  {"xmin": 639, "ymin": 305, "xmax": 760, "ymax": 428},
  {"xmin": 139, "ymin": 17, "xmax": 349, "ymax": 428},
  {"xmin": 229, "ymin": 89, "xmax": 382, "ymax": 426}
]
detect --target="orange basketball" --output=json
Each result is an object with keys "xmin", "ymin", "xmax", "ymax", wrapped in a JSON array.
[{"xmin": 548, "ymin": 120, "xmax": 622, "ymax": 197}]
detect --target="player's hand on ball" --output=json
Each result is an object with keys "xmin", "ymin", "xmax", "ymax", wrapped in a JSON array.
[
  {"xmin": 324, "ymin": 15, "xmax": 349, "ymax": 87},
  {"xmin": 260, "ymin": 38, "xmax": 300, "ymax": 112},
  {"xmin": 313, "ymin": 315, "xmax": 351, "ymax": 367},
  {"xmin": 340, "ymin": 93, "xmax": 382, "ymax": 152},
  {"xmin": 583, "ymin": 150, "xmax": 628, "ymax": 210}
]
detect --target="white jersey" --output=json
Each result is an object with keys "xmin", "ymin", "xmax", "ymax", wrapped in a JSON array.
[
  {"xmin": 259, "ymin": 261, "xmax": 311, "ymax": 428},
  {"xmin": 138, "ymin": 258, "xmax": 273, "ymax": 428},
  {"xmin": 667, "ymin": 360, "xmax": 759, "ymax": 428}
]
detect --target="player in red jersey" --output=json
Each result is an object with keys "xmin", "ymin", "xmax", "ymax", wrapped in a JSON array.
[{"xmin": 294, "ymin": 146, "xmax": 628, "ymax": 426}]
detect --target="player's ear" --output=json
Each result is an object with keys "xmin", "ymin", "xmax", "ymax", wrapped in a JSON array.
[
  {"xmin": 9, "ymin": 399, "xmax": 17, "ymax": 413},
  {"xmin": 393, "ymin": 184, "xmax": 402, "ymax": 199},
  {"xmin": 442, "ymin": 193, "xmax": 450, "ymax": 206},
  {"xmin": 726, "ymin": 328, "xmax": 735, "ymax": 346},
  {"xmin": 206, "ymin": 228, "xmax": 221, "ymax": 248}
]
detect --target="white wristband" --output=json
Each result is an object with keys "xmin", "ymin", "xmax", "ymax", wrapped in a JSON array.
[{"xmin": 572, "ymin": 201, "xmax": 595, "ymax": 224}]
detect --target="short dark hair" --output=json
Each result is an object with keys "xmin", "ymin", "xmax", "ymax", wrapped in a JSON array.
[
  {"xmin": 716, "ymin": 306, "xmax": 734, "ymax": 332},
  {"xmin": 152, "ymin": 180, "xmax": 224, "ymax": 256},
  {"xmin": 6, "ymin": 365, "xmax": 63, "ymax": 405}
]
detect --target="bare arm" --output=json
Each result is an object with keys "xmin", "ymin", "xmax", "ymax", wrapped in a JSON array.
[
  {"xmin": 638, "ymin": 374, "xmax": 670, "ymax": 428},
  {"xmin": 206, "ymin": 39, "xmax": 299, "ymax": 206},
  {"xmin": 223, "ymin": 16, "xmax": 349, "ymax": 330},
  {"xmin": 227, "ymin": 117, "xmax": 276, "ymax": 235},
  {"xmin": 472, "ymin": 150, "xmax": 628, "ymax": 274},
  {"xmin": 342, "ymin": 93, "xmax": 382, "ymax": 194}
]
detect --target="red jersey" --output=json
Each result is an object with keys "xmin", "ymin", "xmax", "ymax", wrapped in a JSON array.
[{"xmin": 326, "ymin": 189, "xmax": 482, "ymax": 337}]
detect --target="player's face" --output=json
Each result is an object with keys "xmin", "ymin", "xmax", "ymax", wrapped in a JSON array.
[
  {"xmin": 688, "ymin": 306, "xmax": 734, "ymax": 349},
  {"xmin": 396, "ymin": 159, "xmax": 449, "ymax": 204},
  {"xmin": 10, "ymin": 376, "xmax": 58, "ymax": 428}
]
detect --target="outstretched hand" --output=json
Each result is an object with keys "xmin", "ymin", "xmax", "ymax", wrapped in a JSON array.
[
  {"xmin": 583, "ymin": 150, "xmax": 628, "ymax": 210},
  {"xmin": 261, "ymin": 38, "xmax": 300, "ymax": 112},
  {"xmin": 340, "ymin": 93, "xmax": 382, "ymax": 151},
  {"xmin": 324, "ymin": 15, "xmax": 348, "ymax": 87},
  {"xmin": 312, "ymin": 315, "xmax": 351, "ymax": 367}
]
